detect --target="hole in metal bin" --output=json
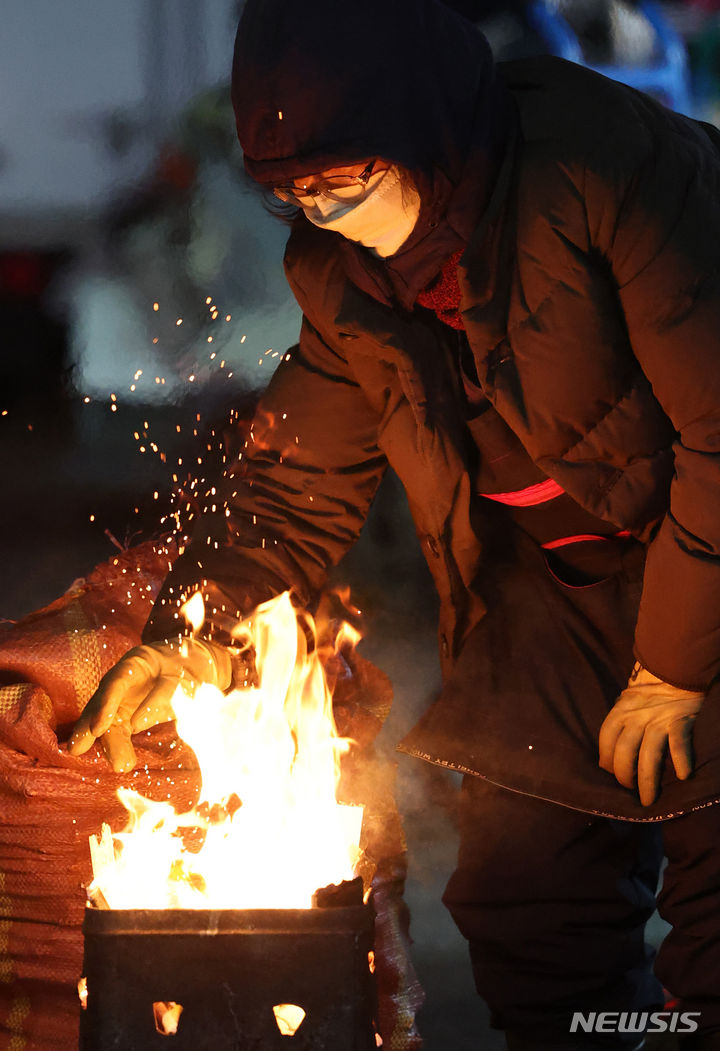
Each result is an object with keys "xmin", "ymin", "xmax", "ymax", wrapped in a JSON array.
[
  {"xmin": 152, "ymin": 1001, "xmax": 183, "ymax": 1036},
  {"xmin": 78, "ymin": 977, "xmax": 88, "ymax": 1010},
  {"xmin": 272, "ymin": 1003, "xmax": 306, "ymax": 1037}
]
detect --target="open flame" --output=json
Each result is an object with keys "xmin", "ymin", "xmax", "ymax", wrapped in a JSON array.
[{"xmin": 88, "ymin": 592, "xmax": 363, "ymax": 909}]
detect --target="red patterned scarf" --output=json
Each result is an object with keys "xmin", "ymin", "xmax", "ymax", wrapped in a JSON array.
[{"xmin": 414, "ymin": 248, "xmax": 465, "ymax": 329}]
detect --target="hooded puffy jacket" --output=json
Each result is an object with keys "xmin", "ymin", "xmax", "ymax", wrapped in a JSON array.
[{"xmin": 146, "ymin": 0, "xmax": 720, "ymax": 819}]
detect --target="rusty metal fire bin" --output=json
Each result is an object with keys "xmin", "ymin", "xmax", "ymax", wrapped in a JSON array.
[{"xmin": 79, "ymin": 880, "xmax": 377, "ymax": 1050}]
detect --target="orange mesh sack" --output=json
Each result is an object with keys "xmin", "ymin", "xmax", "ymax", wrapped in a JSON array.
[
  {"xmin": 0, "ymin": 542, "xmax": 423, "ymax": 1050},
  {"xmin": 0, "ymin": 541, "xmax": 203, "ymax": 1050}
]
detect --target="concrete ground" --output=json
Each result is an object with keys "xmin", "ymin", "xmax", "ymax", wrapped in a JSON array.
[{"xmin": 0, "ymin": 394, "xmax": 672, "ymax": 1050}]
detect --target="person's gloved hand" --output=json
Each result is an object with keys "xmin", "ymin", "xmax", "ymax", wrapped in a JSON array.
[
  {"xmin": 598, "ymin": 662, "xmax": 705, "ymax": 806},
  {"xmin": 68, "ymin": 638, "xmax": 233, "ymax": 773}
]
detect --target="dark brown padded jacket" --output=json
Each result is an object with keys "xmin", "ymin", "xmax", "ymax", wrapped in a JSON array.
[{"xmin": 145, "ymin": 57, "xmax": 720, "ymax": 819}]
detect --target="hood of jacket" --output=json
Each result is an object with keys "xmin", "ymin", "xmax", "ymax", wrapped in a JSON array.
[
  {"xmin": 231, "ymin": 0, "xmax": 515, "ymax": 307},
  {"xmin": 232, "ymin": 0, "xmax": 496, "ymax": 184}
]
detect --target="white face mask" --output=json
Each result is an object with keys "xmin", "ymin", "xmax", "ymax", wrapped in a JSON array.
[{"xmin": 302, "ymin": 165, "xmax": 421, "ymax": 258}]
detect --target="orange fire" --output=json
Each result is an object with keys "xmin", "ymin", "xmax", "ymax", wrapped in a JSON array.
[{"xmin": 88, "ymin": 592, "xmax": 363, "ymax": 909}]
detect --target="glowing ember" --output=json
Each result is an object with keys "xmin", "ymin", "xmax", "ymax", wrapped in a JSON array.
[
  {"xmin": 153, "ymin": 1001, "xmax": 183, "ymax": 1035},
  {"xmin": 181, "ymin": 590, "xmax": 205, "ymax": 633},
  {"xmin": 88, "ymin": 592, "xmax": 363, "ymax": 909},
  {"xmin": 272, "ymin": 1004, "xmax": 305, "ymax": 1036}
]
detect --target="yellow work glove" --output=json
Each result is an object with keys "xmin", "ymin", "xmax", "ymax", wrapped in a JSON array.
[
  {"xmin": 68, "ymin": 638, "xmax": 233, "ymax": 773},
  {"xmin": 598, "ymin": 662, "xmax": 705, "ymax": 807}
]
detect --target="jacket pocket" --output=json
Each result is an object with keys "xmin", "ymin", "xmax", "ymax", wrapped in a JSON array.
[{"xmin": 543, "ymin": 543, "xmax": 627, "ymax": 590}]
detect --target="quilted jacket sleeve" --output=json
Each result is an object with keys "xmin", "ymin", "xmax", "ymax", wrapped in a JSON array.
[
  {"xmin": 144, "ymin": 308, "xmax": 386, "ymax": 643},
  {"xmin": 593, "ymin": 111, "xmax": 720, "ymax": 689}
]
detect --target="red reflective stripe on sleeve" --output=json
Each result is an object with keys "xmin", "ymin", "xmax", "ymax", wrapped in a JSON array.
[{"xmin": 479, "ymin": 478, "xmax": 565, "ymax": 507}]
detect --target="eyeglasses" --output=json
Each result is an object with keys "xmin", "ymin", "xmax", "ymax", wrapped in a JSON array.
[{"xmin": 273, "ymin": 160, "xmax": 377, "ymax": 205}]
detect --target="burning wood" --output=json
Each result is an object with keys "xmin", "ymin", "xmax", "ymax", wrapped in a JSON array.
[{"xmin": 87, "ymin": 591, "xmax": 364, "ymax": 911}]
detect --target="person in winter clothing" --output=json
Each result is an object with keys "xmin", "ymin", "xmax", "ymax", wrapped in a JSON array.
[{"xmin": 70, "ymin": 0, "xmax": 720, "ymax": 1045}]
